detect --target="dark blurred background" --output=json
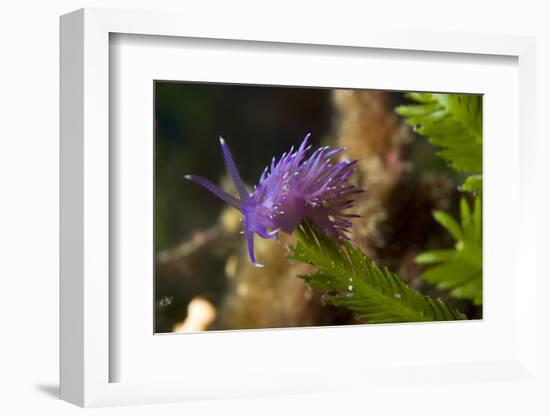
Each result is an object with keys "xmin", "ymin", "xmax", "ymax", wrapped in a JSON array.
[{"xmin": 154, "ymin": 81, "xmax": 470, "ymax": 334}]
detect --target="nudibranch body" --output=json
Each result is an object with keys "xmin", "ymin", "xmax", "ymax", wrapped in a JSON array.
[{"xmin": 185, "ymin": 134, "xmax": 363, "ymax": 267}]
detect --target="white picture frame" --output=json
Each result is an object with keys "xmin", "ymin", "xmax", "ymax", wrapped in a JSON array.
[{"xmin": 60, "ymin": 7, "xmax": 539, "ymax": 408}]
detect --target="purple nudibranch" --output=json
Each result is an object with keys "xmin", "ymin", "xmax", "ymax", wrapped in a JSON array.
[{"xmin": 185, "ymin": 133, "xmax": 364, "ymax": 268}]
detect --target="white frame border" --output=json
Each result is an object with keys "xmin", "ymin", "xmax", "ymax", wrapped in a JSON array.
[{"xmin": 60, "ymin": 7, "xmax": 537, "ymax": 407}]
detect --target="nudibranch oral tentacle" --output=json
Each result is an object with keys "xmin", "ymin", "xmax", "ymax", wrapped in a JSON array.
[
  {"xmin": 183, "ymin": 174, "xmax": 241, "ymax": 210},
  {"xmin": 185, "ymin": 133, "xmax": 364, "ymax": 267}
]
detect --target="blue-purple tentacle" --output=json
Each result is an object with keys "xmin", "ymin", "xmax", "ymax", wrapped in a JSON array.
[
  {"xmin": 184, "ymin": 175, "xmax": 241, "ymax": 210},
  {"xmin": 245, "ymin": 229, "xmax": 264, "ymax": 268},
  {"xmin": 219, "ymin": 137, "xmax": 249, "ymax": 201}
]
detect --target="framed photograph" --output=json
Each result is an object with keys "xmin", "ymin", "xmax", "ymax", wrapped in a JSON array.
[{"xmin": 60, "ymin": 8, "xmax": 538, "ymax": 408}]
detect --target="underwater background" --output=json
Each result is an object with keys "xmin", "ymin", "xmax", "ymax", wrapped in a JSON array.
[{"xmin": 154, "ymin": 82, "xmax": 480, "ymax": 333}]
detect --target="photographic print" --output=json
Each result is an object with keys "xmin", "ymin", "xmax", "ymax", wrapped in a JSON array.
[{"xmin": 154, "ymin": 82, "xmax": 482, "ymax": 333}]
